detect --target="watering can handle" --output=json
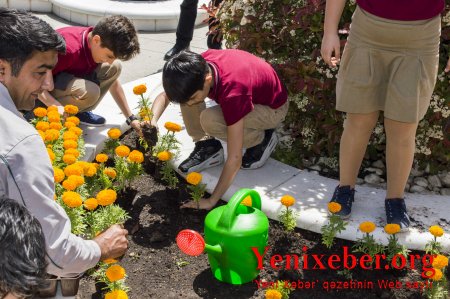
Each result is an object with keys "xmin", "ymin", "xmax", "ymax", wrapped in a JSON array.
[{"xmin": 217, "ymin": 189, "xmax": 262, "ymax": 230}]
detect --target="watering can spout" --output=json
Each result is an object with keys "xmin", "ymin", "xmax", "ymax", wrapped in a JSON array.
[{"xmin": 205, "ymin": 244, "xmax": 222, "ymax": 255}]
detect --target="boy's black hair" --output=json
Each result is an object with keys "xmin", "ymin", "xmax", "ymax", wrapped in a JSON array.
[
  {"xmin": 92, "ymin": 15, "xmax": 140, "ymax": 61},
  {"xmin": 162, "ymin": 51, "xmax": 210, "ymax": 104},
  {"xmin": 0, "ymin": 8, "xmax": 66, "ymax": 76},
  {"xmin": 0, "ymin": 197, "xmax": 47, "ymax": 298}
]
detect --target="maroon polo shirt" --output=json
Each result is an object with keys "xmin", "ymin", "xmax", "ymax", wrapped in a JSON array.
[
  {"xmin": 53, "ymin": 26, "xmax": 98, "ymax": 77},
  {"xmin": 202, "ymin": 49, "xmax": 287, "ymax": 126},
  {"xmin": 356, "ymin": 0, "xmax": 444, "ymax": 21}
]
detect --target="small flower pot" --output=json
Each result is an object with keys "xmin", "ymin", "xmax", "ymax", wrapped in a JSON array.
[
  {"xmin": 37, "ymin": 275, "xmax": 58, "ymax": 298},
  {"xmin": 60, "ymin": 274, "xmax": 83, "ymax": 296}
]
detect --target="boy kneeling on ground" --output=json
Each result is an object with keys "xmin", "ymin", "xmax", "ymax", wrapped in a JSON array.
[{"xmin": 151, "ymin": 49, "xmax": 288, "ymax": 209}]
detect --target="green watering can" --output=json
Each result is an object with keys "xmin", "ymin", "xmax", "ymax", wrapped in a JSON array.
[{"xmin": 176, "ymin": 189, "xmax": 269, "ymax": 285}]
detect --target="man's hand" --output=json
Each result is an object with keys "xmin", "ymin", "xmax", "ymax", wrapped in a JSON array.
[
  {"xmin": 130, "ymin": 119, "xmax": 143, "ymax": 137},
  {"xmin": 321, "ymin": 33, "xmax": 341, "ymax": 68},
  {"xmin": 181, "ymin": 197, "xmax": 217, "ymax": 210},
  {"xmin": 94, "ymin": 224, "xmax": 129, "ymax": 260}
]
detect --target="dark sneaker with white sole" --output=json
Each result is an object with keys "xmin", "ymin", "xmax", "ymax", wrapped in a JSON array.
[
  {"xmin": 178, "ymin": 139, "xmax": 224, "ymax": 173},
  {"xmin": 241, "ymin": 129, "xmax": 278, "ymax": 169},
  {"xmin": 76, "ymin": 111, "xmax": 106, "ymax": 126},
  {"xmin": 329, "ymin": 185, "xmax": 355, "ymax": 219},
  {"xmin": 385, "ymin": 198, "xmax": 410, "ymax": 232}
]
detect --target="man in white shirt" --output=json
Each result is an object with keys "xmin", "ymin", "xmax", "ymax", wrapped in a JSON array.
[{"xmin": 0, "ymin": 8, "xmax": 128, "ymax": 277}]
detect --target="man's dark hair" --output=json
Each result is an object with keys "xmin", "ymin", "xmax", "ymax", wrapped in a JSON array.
[
  {"xmin": 0, "ymin": 8, "xmax": 66, "ymax": 76},
  {"xmin": 162, "ymin": 51, "xmax": 210, "ymax": 104},
  {"xmin": 0, "ymin": 197, "xmax": 47, "ymax": 298},
  {"xmin": 92, "ymin": 15, "xmax": 140, "ymax": 61}
]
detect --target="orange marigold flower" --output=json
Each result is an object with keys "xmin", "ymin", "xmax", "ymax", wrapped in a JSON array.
[
  {"xmin": 63, "ymin": 154, "xmax": 77, "ymax": 165},
  {"xmin": 65, "ymin": 148, "xmax": 80, "ymax": 158},
  {"xmin": 36, "ymin": 121, "xmax": 50, "ymax": 132},
  {"xmin": 66, "ymin": 116, "xmax": 80, "ymax": 126},
  {"xmin": 64, "ymin": 105, "xmax": 79, "ymax": 115},
  {"xmin": 384, "ymin": 224, "xmax": 401, "ymax": 235},
  {"xmin": 33, "ymin": 107, "xmax": 47, "ymax": 118},
  {"xmin": 47, "ymin": 105, "xmax": 58, "ymax": 112},
  {"xmin": 69, "ymin": 126, "xmax": 83, "ymax": 137},
  {"xmin": 103, "ymin": 258, "xmax": 118, "ymax": 264},
  {"xmin": 265, "ymin": 289, "xmax": 282, "ymax": 299},
  {"xmin": 104, "ymin": 168, "xmax": 117, "ymax": 179},
  {"xmin": 359, "ymin": 221, "xmax": 376, "ymax": 234},
  {"xmin": 106, "ymin": 264, "xmax": 126, "ymax": 282},
  {"xmin": 164, "ymin": 122, "xmax": 182, "ymax": 132},
  {"xmin": 47, "ymin": 111, "xmax": 60, "ymax": 123},
  {"xmin": 328, "ymin": 202, "xmax": 342, "ymax": 214},
  {"xmin": 432, "ymin": 255, "xmax": 449, "ymax": 269},
  {"xmin": 157, "ymin": 151, "xmax": 172, "ymax": 161},
  {"xmin": 426, "ymin": 268, "xmax": 443, "ymax": 281},
  {"xmin": 64, "ymin": 121, "xmax": 76, "ymax": 129},
  {"xmin": 105, "ymin": 290, "xmax": 128, "ymax": 299},
  {"xmin": 96, "ymin": 153, "xmax": 109, "ymax": 163},
  {"xmin": 37, "ymin": 130, "xmax": 45, "ymax": 141},
  {"xmin": 53, "ymin": 167, "xmax": 65, "ymax": 183},
  {"xmin": 115, "ymin": 145, "xmax": 130, "ymax": 158},
  {"xmin": 68, "ymin": 175, "xmax": 84, "ymax": 187},
  {"xmin": 45, "ymin": 129, "xmax": 60, "ymax": 142},
  {"xmin": 128, "ymin": 150, "xmax": 144, "ymax": 163},
  {"xmin": 62, "ymin": 179, "xmax": 77, "ymax": 191},
  {"xmin": 96, "ymin": 189, "xmax": 117, "ymax": 206},
  {"xmin": 84, "ymin": 164, "xmax": 97, "ymax": 177},
  {"xmin": 49, "ymin": 122, "xmax": 63, "ymax": 130},
  {"xmin": 64, "ymin": 164, "xmax": 84, "ymax": 177},
  {"xmin": 62, "ymin": 191, "xmax": 82, "ymax": 208},
  {"xmin": 133, "ymin": 84, "xmax": 147, "ymax": 95},
  {"xmin": 280, "ymin": 195, "xmax": 295, "ymax": 207},
  {"xmin": 429, "ymin": 225, "xmax": 444, "ymax": 237},
  {"xmin": 63, "ymin": 140, "xmax": 78, "ymax": 150},
  {"xmin": 63, "ymin": 131, "xmax": 78, "ymax": 141},
  {"xmin": 241, "ymin": 196, "xmax": 252, "ymax": 207},
  {"xmin": 107, "ymin": 128, "xmax": 121, "ymax": 139},
  {"xmin": 186, "ymin": 172, "xmax": 202, "ymax": 185},
  {"xmin": 47, "ymin": 148, "xmax": 55, "ymax": 161},
  {"xmin": 84, "ymin": 197, "xmax": 98, "ymax": 211}
]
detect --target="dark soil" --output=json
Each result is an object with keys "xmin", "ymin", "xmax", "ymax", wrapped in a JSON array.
[{"xmin": 76, "ymin": 131, "xmax": 447, "ymax": 299}]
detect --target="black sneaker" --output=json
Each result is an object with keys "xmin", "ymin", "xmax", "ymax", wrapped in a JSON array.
[
  {"xmin": 241, "ymin": 129, "xmax": 278, "ymax": 170},
  {"xmin": 385, "ymin": 198, "xmax": 410, "ymax": 232},
  {"xmin": 178, "ymin": 139, "xmax": 224, "ymax": 173},
  {"xmin": 329, "ymin": 185, "xmax": 355, "ymax": 219},
  {"xmin": 76, "ymin": 111, "xmax": 106, "ymax": 126}
]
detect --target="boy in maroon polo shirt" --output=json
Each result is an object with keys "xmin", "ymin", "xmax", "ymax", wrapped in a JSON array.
[
  {"xmin": 38, "ymin": 15, "xmax": 142, "ymax": 131},
  {"xmin": 151, "ymin": 49, "xmax": 289, "ymax": 209}
]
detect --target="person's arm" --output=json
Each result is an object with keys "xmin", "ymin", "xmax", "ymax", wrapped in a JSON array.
[
  {"xmin": 181, "ymin": 119, "xmax": 244, "ymax": 210},
  {"xmin": 150, "ymin": 91, "xmax": 170, "ymax": 128},
  {"xmin": 321, "ymin": 0, "xmax": 346, "ymax": 67},
  {"xmin": 5, "ymin": 135, "xmax": 127, "ymax": 277},
  {"xmin": 109, "ymin": 80, "xmax": 142, "ymax": 135},
  {"xmin": 38, "ymin": 90, "xmax": 65, "ymax": 114}
]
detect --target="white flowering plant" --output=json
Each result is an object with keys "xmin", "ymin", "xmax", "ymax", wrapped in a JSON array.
[{"xmin": 218, "ymin": 0, "xmax": 450, "ymax": 173}]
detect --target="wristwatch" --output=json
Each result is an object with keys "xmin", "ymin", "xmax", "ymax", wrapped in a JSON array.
[{"xmin": 125, "ymin": 114, "xmax": 138, "ymax": 125}]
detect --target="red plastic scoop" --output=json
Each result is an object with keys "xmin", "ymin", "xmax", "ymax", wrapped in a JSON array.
[{"xmin": 176, "ymin": 229, "xmax": 205, "ymax": 256}]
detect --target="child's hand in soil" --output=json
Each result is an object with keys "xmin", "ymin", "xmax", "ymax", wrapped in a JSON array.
[
  {"xmin": 181, "ymin": 198, "xmax": 216, "ymax": 210},
  {"xmin": 130, "ymin": 119, "xmax": 143, "ymax": 137}
]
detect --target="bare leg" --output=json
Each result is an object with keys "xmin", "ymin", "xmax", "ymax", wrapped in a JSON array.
[
  {"xmin": 384, "ymin": 118, "xmax": 418, "ymax": 199},
  {"xmin": 339, "ymin": 112, "xmax": 379, "ymax": 188}
]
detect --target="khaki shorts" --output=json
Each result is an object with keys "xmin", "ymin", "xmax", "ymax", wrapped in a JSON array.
[{"xmin": 336, "ymin": 6, "xmax": 440, "ymax": 123}]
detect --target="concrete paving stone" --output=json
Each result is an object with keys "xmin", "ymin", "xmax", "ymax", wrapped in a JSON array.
[
  {"xmin": 30, "ymin": 0, "xmax": 52, "ymax": 12},
  {"xmin": 70, "ymin": 11, "xmax": 88, "ymax": 26},
  {"xmin": 8, "ymin": 0, "xmax": 31, "ymax": 10},
  {"xmin": 0, "ymin": 0, "xmax": 7, "ymax": 8}
]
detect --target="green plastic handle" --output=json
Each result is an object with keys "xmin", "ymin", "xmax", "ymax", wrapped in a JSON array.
[{"xmin": 217, "ymin": 189, "xmax": 262, "ymax": 230}]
